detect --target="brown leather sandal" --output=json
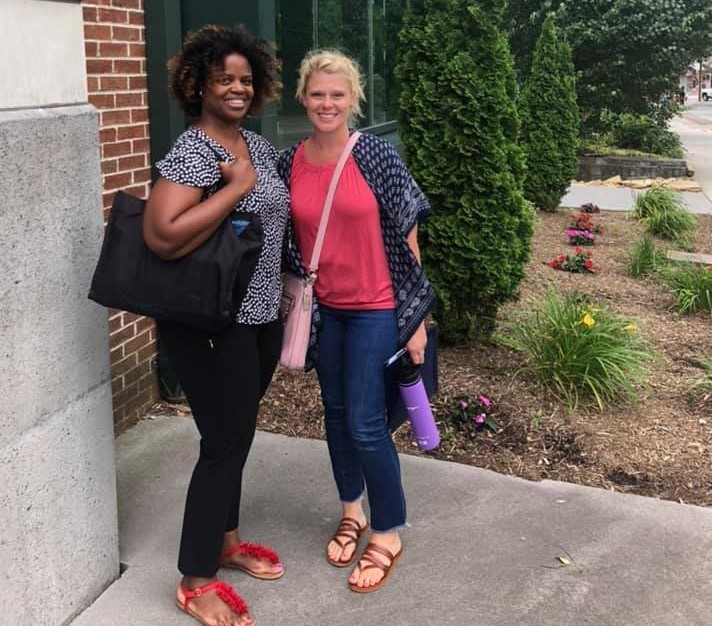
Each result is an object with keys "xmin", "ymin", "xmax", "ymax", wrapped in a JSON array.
[
  {"xmin": 348, "ymin": 542, "xmax": 403, "ymax": 593},
  {"xmin": 326, "ymin": 517, "xmax": 370, "ymax": 567}
]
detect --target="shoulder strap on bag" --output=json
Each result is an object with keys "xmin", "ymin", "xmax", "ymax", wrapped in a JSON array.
[{"xmin": 307, "ymin": 131, "xmax": 361, "ymax": 274}]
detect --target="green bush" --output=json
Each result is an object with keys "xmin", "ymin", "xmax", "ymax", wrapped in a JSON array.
[
  {"xmin": 632, "ymin": 187, "xmax": 697, "ymax": 242},
  {"xmin": 604, "ymin": 111, "xmax": 683, "ymax": 158},
  {"xmin": 519, "ymin": 17, "xmax": 580, "ymax": 212},
  {"xmin": 396, "ymin": 0, "xmax": 534, "ymax": 343},
  {"xmin": 504, "ymin": 291, "xmax": 654, "ymax": 410},
  {"xmin": 659, "ymin": 263, "xmax": 712, "ymax": 315},
  {"xmin": 626, "ymin": 235, "xmax": 664, "ymax": 277}
]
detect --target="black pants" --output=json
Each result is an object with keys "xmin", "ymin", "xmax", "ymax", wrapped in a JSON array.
[{"xmin": 157, "ymin": 318, "xmax": 282, "ymax": 577}]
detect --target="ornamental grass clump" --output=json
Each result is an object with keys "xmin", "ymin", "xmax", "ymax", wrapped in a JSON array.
[
  {"xmin": 658, "ymin": 263, "xmax": 712, "ymax": 315},
  {"xmin": 626, "ymin": 234, "xmax": 664, "ymax": 277},
  {"xmin": 632, "ymin": 187, "xmax": 697, "ymax": 242},
  {"xmin": 692, "ymin": 359, "xmax": 712, "ymax": 393},
  {"xmin": 505, "ymin": 291, "xmax": 654, "ymax": 410}
]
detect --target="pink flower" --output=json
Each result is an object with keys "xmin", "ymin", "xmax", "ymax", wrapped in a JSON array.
[
  {"xmin": 474, "ymin": 413, "xmax": 486, "ymax": 425},
  {"xmin": 478, "ymin": 395, "xmax": 491, "ymax": 408},
  {"xmin": 459, "ymin": 400, "xmax": 468, "ymax": 410}
]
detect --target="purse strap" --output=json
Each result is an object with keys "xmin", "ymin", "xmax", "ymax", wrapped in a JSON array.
[{"xmin": 307, "ymin": 131, "xmax": 361, "ymax": 275}]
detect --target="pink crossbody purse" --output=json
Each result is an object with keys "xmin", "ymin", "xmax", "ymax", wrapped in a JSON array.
[{"xmin": 279, "ymin": 132, "xmax": 361, "ymax": 370}]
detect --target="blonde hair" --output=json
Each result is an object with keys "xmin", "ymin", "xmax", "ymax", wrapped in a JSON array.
[{"xmin": 295, "ymin": 50, "xmax": 365, "ymax": 118}]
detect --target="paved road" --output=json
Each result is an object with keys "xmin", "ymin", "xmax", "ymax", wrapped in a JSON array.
[
  {"xmin": 671, "ymin": 99, "xmax": 712, "ymax": 199},
  {"xmin": 559, "ymin": 102, "xmax": 712, "ymax": 214}
]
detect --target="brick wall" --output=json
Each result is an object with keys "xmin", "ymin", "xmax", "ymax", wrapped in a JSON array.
[{"xmin": 82, "ymin": 0, "xmax": 160, "ymax": 433}]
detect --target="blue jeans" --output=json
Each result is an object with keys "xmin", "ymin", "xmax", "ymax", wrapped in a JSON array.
[{"xmin": 316, "ymin": 305, "xmax": 406, "ymax": 532}]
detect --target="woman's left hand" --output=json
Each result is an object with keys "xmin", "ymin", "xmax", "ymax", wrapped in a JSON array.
[{"xmin": 406, "ymin": 323, "xmax": 427, "ymax": 366}]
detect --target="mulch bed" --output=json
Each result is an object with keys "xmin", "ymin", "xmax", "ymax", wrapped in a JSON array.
[{"xmin": 154, "ymin": 209, "xmax": 712, "ymax": 507}]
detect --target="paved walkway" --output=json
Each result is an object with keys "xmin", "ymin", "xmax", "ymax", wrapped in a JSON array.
[
  {"xmin": 70, "ymin": 416, "xmax": 712, "ymax": 626},
  {"xmin": 560, "ymin": 184, "xmax": 712, "ymax": 214},
  {"xmin": 68, "ymin": 114, "xmax": 712, "ymax": 626},
  {"xmin": 560, "ymin": 112, "xmax": 712, "ymax": 215}
]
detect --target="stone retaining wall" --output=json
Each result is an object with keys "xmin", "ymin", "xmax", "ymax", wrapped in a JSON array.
[{"xmin": 577, "ymin": 155, "xmax": 691, "ymax": 181}]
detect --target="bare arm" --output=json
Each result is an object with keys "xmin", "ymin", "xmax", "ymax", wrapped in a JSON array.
[
  {"xmin": 405, "ymin": 224, "xmax": 427, "ymax": 365},
  {"xmin": 143, "ymin": 158, "xmax": 256, "ymax": 260},
  {"xmin": 406, "ymin": 224, "xmax": 421, "ymax": 263}
]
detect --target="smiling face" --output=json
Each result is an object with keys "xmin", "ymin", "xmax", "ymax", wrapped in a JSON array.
[
  {"xmin": 201, "ymin": 53, "xmax": 254, "ymax": 124},
  {"xmin": 303, "ymin": 70, "xmax": 355, "ymax": 133}
]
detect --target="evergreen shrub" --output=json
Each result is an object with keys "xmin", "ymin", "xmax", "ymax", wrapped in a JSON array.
[
  {"xmin": 396, "ymin": 0, "xmax": 535, "ymax": 343},
  {"xmin": 519, "ymin": 16, "xmax": 580, "ymax": 212}
]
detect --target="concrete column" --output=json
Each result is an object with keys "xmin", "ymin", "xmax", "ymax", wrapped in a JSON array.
[{"xmin": 0, "ymin": 2, "xmax": 119, "ymax": 625}]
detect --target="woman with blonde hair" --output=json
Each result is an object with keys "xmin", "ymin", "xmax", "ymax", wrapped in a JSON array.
[{"xmin": 277, "ymin": 50, "xmax": 435, "ymax": 593}]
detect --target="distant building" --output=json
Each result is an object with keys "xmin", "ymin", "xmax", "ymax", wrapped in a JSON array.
[{"xmin": 681, "ymin": 58, "xmax": 712, "ymax": 93}]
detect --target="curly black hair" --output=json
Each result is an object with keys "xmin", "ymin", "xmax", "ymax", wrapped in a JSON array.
[{"xmin": 168, "ymin": 24, "xmax": 281, "ymax": 118}]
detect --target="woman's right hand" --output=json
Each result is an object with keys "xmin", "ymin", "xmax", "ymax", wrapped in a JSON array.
[{"xmin": 219, "ymin": 157, "xmax": 257, "ymax": 197}]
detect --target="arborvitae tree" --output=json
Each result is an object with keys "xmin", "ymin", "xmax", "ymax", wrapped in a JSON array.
[
  {"xmin": 396, "ymin": 0, "xmax": 535, "ymax": 343},
  {"xmin": 520, "ymin": 16, "xmax": 579, "ymax": 212}
]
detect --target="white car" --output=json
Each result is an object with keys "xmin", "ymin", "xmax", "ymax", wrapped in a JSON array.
[{"xmin": 702, "ymin": 88, "xmax": 712, "ymax": 101}]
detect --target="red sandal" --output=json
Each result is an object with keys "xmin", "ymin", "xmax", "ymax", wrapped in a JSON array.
[
  {"xmin": 326, "ymin": 517, "xmax": 370, "ymax": 568},
  {"xmin": 221, "ymin": 541, "xmax": 284, "ymax": 580},
  {"xmin": 176, "ymin": 580, "xmax": 252, "ymax": 626},
  {"xmin": 348, "ymin": 542, "xmax": 403, "ymax": 594}
]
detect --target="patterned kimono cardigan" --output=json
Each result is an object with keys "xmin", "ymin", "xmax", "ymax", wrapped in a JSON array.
[{"xmin": 277, "ymin": 131, "xmax": 435, "ymax": 371}]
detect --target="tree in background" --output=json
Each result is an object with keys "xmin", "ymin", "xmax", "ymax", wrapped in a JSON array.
[
  {"xmin": 520, "ymin": 16, "xmax": 579, "ymax": 211},
  {"xmin": 506, "ymin": 0, "xmax": 712, "ymax": 134},
  {"xmin": 396, "ymin": 0, "xmax": 535, "ymax": 343},
  {"xmin": 505, "ymin": 0, "xmax": 562, "ymax": 79}
]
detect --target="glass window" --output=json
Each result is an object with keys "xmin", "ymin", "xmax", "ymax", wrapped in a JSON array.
[{"xmin": 274, "ymin": 0, "xmax": 403, "ymax": 148}]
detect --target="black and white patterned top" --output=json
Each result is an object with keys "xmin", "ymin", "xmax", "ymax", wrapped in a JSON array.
[
  {"xmin": 278, "ymin": 132, "xmax": 435, "ymax": 369},
  {"xmin": 156, "ymin": 126, "xmax": 289, "ymax": 325}
]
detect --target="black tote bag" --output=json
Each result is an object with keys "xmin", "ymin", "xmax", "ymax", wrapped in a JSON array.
[{"xmin": 88, "ymin": 191, "xmax": 263, "ymax": 332}]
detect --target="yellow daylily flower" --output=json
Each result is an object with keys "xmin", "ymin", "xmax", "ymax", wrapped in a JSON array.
[
  {"xmin": 581, "ymin": 312, "xmax": 595, "ymax": 328},
  {"xmin": 624, "ymin": 323, "xmax": 637, "ymax": 332}
]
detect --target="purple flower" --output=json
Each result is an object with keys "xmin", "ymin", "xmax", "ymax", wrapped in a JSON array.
[
  {"xmin": 565, "ymin": 228, "xmax": 594, "ymax": 240},
  {"xmin": 460, "ymin": 401, "xmax": 468, "ymax": 410},
  {"xmin": 474, "ymin": 413, "xmax": 486, "ymax": 425},
  {"xmin": 478, "ymin": 395, "xmax": 491, "ymax": 408}
]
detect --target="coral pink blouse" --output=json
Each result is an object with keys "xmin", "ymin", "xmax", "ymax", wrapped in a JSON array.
[{"xmin": 289, "ymin": 143, "xmax": 395, "ymax": 310}]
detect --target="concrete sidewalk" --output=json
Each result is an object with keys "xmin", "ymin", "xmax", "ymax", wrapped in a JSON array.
[
  {"xmin": 71, "ymin": 416, "xmax": 712, "ymax": 626},
  {"xmin": 560, "ymin": 184, "xmax": 712, "ymax": 214}
]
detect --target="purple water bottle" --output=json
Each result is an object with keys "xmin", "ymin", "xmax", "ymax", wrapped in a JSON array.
[{"xmin": 399, "ymin": 355, "xmax": 440, "ymax": 451}]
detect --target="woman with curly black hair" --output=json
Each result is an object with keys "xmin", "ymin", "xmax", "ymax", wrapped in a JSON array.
[{"xmin": 143, "ymin": 24, "xmax": 288, "ymax": 626}]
